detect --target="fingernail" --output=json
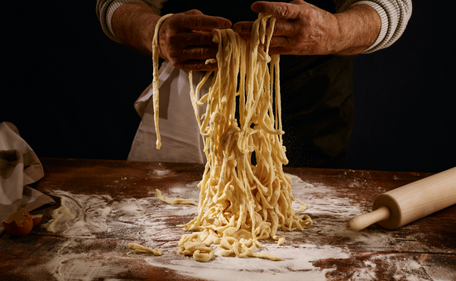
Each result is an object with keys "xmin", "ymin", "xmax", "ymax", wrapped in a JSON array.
[{"xmin": 251, "ymin": 3, "xmax": 260, "ymax": 12}]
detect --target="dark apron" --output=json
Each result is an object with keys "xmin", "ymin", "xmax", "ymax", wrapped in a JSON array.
[{"xmin": 162, "ymin": 1, "xmax": 354, "ymax": 168}]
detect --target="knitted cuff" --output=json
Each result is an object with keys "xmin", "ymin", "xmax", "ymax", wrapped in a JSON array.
[
  {"xmin": 97, "ymin": 0, "xmax": 163, "ymax": 43},
  {"xmin": 336, "ymin": 0, "xmax": 411, "ymax": 54},
  {"xmin": 350, "ymin": 1, "xmax": 389, "ymax": 53}
]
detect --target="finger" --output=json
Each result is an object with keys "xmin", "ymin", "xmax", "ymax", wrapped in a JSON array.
[
  {"xmin": 269, "ymin": 41, "xmax": 317, "ymax": 55},
  {"xmin": 268, "ymin": 36, "xmax": 291, "ymax": 49},
  {"xmin": 251, "ymin": 1, "xmax": 303, "ymax": 19},
  {"xmin": 182, "ymin": 9, "xmax": 204, "ymax": 15},
  {"xmin": 236, "ymin": 33, "xmax": 251, "ymax": 43},
  {"xmin": 175, "ymin": 60, "xmax": 218, "ymax": 71},
  {"xmin": 174, "ymin": 14, "xmax": 231, "ymax": 31},
  {"xmin": 234, "ymin": 19, "xmax": 294, "ymax": 38},
  {"xmin": 269, "ymin": 20, "xmax": 299, "ymax": 37},
  {"xmin": 232, "ymin": 21, "xmax": 254, "ymax": 33},
  {"xmin": 184, "ymin": 47, "xmax": 218, "ymax": 61},
  {"xmin": 268, "ymin": 46, "xmax": 289, "ymax": 55},
  {"xmin": 168, "ymin": 32, "xmax": 218, "ymax": 49},
  {"xmin": 173, "ymin": 46, "xmax": 219, "ymax": 62}
]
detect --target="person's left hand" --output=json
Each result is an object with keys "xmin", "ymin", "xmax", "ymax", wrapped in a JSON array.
[
  {"xmin": 158, "ymin": 10, "xmax": 232, "ymax": 71},
  {"xmin": 232, "ymin": 0, "xmax": 340, "ymax": 55}
]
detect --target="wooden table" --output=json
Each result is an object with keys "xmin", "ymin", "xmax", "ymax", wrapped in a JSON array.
[{"xmin": 1, "ymin": 158, "xmax": 455, "ymax": 280}]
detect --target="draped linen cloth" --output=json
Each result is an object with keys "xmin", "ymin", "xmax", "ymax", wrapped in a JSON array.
[{"xmin": 0, "ymin": 122, "xmax": 55, "ymax": 234}]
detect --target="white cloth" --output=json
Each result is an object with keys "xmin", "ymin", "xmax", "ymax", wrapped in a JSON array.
[
  {"xmin": 0, "ymin": 122, "xmax": 55, "ymax": 234},
  {"xmin": 127, "ymin": 61, "xmax": 209, "ymax": 163}
]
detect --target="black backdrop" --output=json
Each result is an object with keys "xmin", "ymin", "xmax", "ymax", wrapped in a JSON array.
[{"xmin": 2, "ymin": 2, "xmax": 455, "ymax": 173}]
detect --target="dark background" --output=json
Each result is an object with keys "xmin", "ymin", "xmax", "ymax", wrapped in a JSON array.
[{"xmin": 2, "ymin": 2, "xmax": 455, "ymax": 173}]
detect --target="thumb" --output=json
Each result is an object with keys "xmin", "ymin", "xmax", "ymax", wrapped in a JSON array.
[
  {"xmin": 251, "ymin": 1, "xmax": 304, "ymax": 19},
  {"xmin": 183, "ymin": 9, "xmax": 204, "ymax": 15}
]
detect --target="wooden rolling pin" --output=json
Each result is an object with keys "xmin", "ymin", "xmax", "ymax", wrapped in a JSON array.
[{"xmin": 347, "ymin": 166, "xmax": 456, "ymax": 231}]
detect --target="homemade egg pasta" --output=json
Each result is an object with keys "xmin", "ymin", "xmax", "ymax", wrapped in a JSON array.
[
  {"xmin": 127, "ymin": 243, "xmax": 162, "ymax": 256},
  {"xmin": 153, "ymin": 13, "xmax": 312, "ymax": 262}
]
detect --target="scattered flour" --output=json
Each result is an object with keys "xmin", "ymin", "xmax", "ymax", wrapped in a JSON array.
[
  {"xmin": 22, "ymin": 174, "xmax": 453, "ymax": 280},
  {"xmin": 149, "ymin": 169, "xmax": 171, "ymax": 177}
]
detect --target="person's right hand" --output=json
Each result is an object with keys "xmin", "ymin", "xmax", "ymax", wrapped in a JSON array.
[{"xmin": 158, "ymin": 10, "xmax": 232, "ymax": 71}]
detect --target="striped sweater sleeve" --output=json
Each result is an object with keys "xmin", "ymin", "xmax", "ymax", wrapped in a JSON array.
[
  {"xmin": 96, "ymin": 0, "xmax": 412, "ymax": 54},
  {"xmin": 335, "ymin": 0, "xmax": 412, "ymax": 53},
  {"xmin": 96, "ymin": 0, "xmax": 168, "ymax": 43}
]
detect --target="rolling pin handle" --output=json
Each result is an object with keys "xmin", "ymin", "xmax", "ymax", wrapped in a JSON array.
[{"xmin": 347, "ymin": 206, "xmax": 391, "ymax": 231}]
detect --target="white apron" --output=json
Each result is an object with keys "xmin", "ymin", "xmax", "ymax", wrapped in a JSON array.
[{"xmin": 127, "ymin": 61, "xmax": 209, "ymax": 163}]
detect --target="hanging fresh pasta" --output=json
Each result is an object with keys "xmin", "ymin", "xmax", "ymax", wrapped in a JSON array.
[{"xmin": 153, "ymin": 13, "xmax": 312, "ymax": 262}]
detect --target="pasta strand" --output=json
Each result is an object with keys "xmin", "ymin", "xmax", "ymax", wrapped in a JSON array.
[{"xmin": 152, "ymin": 13, "xmax": 312, "ymax": 262}]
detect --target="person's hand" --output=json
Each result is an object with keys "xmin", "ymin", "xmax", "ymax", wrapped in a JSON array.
[
  {"xmin": 158, "ymin": 10, "xmax": 232, "ymax": 71},
  {"xmin": 233, "ymin": 0, "xmax": 340, "ymax": 55}
]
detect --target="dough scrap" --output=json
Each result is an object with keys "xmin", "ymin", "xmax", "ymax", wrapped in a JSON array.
[
  {"xmin": 156, "ymin": 189, "xmax": 198, "ymax": 206},
  {"xmin": 127, "ymin": 243, "xmax": 162, "ymax": 256}
]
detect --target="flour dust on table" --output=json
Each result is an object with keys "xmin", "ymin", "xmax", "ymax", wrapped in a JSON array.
[{"xmin": 22, "ymin": 174, "xmax": 438, "ymax": 280}]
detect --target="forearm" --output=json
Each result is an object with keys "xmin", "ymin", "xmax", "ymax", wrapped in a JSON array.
[
  {"xmin": 111, "ymin": 2, "xmax": 161, "ymax": 56},
  {"xmin": 333, "ymin": 4, "xmax": 381, "ymax": 55}
]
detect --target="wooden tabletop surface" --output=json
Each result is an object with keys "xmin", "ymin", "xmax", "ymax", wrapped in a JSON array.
[{"xmin": 1, "ymin": 158, "xmax": 455, "ymax": 281}]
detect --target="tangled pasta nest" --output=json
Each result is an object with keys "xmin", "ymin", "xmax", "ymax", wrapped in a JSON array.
[{"xmin": 153, "ymin": 13, "xmax": 312, "ymax": 262}]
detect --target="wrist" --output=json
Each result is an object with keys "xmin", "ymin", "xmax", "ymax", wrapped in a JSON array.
[
  {"xmin": 333, "ymin": 4, "xmax": 381, "ymax": 55},
  {"xmin": 111, "ymin": 2, "xmax": 160, "ymax": 56}
]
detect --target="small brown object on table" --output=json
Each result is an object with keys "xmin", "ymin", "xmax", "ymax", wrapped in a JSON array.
[{"xmin": 1, "ymin": 158, "xmax": 455, "ymax": 280}]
